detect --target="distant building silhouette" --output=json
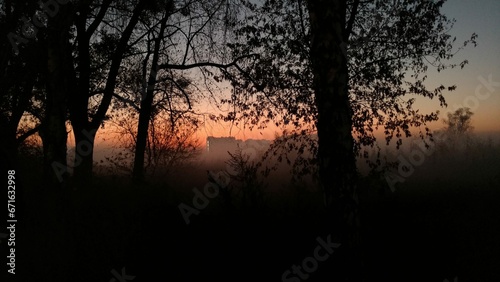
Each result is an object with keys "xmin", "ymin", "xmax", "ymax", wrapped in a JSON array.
[
  {"xmin": 205, "ymin": 136, "xmax": 271, "ymax": 162},
  {"xmin": 206, "ymin": 136, "xmax": 241, "ymax": 157}
]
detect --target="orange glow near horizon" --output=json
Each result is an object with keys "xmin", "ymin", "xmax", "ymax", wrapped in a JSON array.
[
  {"xmin": 86, "ymin": 88, "xmax": 497, "ymax": 151},
  {"xmin": 37, "ymin": 0, "xmax": 500, "ymax": 150},
  {"xmin": 56, "ymin": 0, "xmax": 500, "ymax": 151}
]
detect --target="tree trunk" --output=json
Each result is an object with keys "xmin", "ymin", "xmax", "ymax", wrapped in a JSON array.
[
  {"xmin": 72, "ymin": 124, "xmax": 96, "ymax": 186},
  {"xmin": 307, "ymin": 0, "xmax": 363, "ymax": 280},
  {"xmin": 41, "ymin": 38, "xmax": 70, "ymax": 189},
  {"xmin": 36, "ymin": 9, "xmax": 79, "ymax": 281},
  {"xmin": 66, "ymin": 1, "xmax": 146, "ymax": 185},
  {"xmin": 70, "ymin": 25, "xmax": 93, "ymax": 186},
  {"xmin": 132, "ymin": 87, "xmax": 154, "ymax": 183},
  {"xmin": 132, "ymin": 16, "xmax": 167, "ymax": 183}
]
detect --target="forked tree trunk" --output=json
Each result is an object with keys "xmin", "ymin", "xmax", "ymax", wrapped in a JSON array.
[
  {"xmin": 65, "ymin": 1, "xmax": 146, "ymax": 186},
  {"xmin": 307, "ymin": 0, "xmax": 363, "ymax": 280},
  {"xmin": 132, "ymin": 15, "xmax": 168, "ymax": 183}
]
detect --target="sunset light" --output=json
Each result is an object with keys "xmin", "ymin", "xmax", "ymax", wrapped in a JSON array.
[{"xmin": 2, "ymin": 0, "xmax": 499, "ymax": 281}]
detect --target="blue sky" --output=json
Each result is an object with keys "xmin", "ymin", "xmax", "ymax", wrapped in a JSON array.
[
  {"xmin": 419, "ymin": 0, "xmax": 500, "ymax": 132},
  {"xmin": 204, "ymin": 0, "xmax": 500, "ymax": 139}
]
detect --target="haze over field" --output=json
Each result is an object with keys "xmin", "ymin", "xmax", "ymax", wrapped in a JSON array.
[{"xmin": 2, "ymin": 0, "xmax": 500, "ymax": 281}]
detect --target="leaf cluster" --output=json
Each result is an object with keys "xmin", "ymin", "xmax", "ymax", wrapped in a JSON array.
[{"xmin": 220, "ymin": 0, "xmax": 477, "ymax": 175}]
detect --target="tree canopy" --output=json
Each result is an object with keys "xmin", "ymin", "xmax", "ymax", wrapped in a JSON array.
[
  {"xmin": 220, "ymin": 0, "xmax": 477, "ymax": 174},
  {"xmin": 444, "ymin": 107, "xmax": 474, "ymax": 136}
]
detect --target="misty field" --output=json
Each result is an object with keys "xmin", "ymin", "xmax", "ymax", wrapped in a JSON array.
[{"xmin": 6, "ymin": 133, "xmax": 499, "ymax": 282}]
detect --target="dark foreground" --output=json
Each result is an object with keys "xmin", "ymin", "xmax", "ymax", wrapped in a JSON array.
[{"xmin": 3, "ymin": 154, "xmax": 500, "ymax": 282}]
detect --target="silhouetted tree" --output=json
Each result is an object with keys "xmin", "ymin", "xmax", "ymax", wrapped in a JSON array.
[
  {"xmin": 220, "ymin": 0, "xmax": 477, "ymax": 280},
  {"xmin": 0, "ymin": 0, "xmax": 45, "ymax": 172},
  {"xmin": 130, "ymin": 2, "xmax": 173, "ymax": 183},
  {"xmin": 3, "ymin": 0, "xmax": 153, "ymax": 187},
  {"xmin": 68, "ymin": 0, "xmax": 149, "ymax": 186},
  {"xmin": 444, "ymin": 107, "xmax": 474, "ymax": 136},
  {"xmin": 223, "ymin": 0, "xmax": 476, "ymax": 168},
  {"xmin": 226, "ymin": 147, "xmax": 265, "ymax": 211},
  {"xmin": 438, "ymin": 107, "xmax": 475, "ymax": 154},
  {"xmin": 125, "ymin": 0, "xmax": 256, "ymax": 182},
  {"xmin": 106, "ymin": 111, "xmax": 200, "ymax": 178},
  {"xmin": 306, "ymin": 0, "xmax": 362, "ymax": 279}
]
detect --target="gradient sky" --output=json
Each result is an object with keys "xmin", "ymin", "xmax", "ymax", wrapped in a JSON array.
[
  {"xmin": 91, "ymin": 0, "xmax": 500, "ymax": 150},
  {"xmin": 197, "ymin": 0, "xmax": 500, "ymax": 142},
  {"xmin": 416, "ymin": 0, "xmax": 500, "ymax": 133}
]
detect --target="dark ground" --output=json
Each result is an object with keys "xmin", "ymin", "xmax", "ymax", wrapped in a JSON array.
[{"xmin": 3, "ymin": 146, "xmax": 500, "ymax": 282}]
